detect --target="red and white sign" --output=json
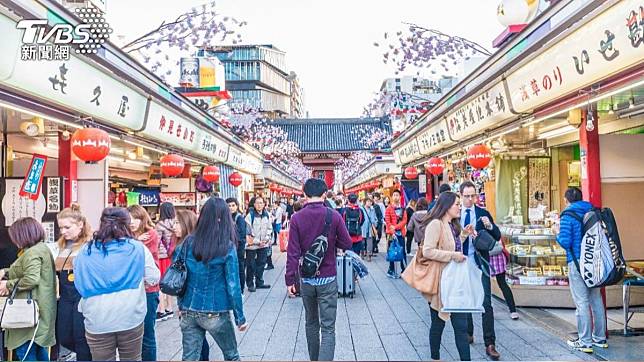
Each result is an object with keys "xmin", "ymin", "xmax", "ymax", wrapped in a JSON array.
[
  {"xmin": 19, "ymin": 154, "xmax": 47, "ymax": 200},
  {"xmin": 142, "ymin": 101, "xmax": 199, "ymax": 150}
]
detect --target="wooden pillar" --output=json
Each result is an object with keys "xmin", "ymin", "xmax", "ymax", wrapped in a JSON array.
[{"xmin": 58, "ymin": 132, "xmax": 77, "ymax": 207}]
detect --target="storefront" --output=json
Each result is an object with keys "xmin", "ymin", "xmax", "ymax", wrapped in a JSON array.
[
  {"xmin": 262, "ymin": 163, "xmax": 303, "ymax": 203},
  {"xmin": 390, "ymin": 0, "xmax": 644, "ymax": 307},
  {"xmin": 344, "ymin": 157, "xmax": 402, "ymax": 198},
  {"xmin": 0, "ymin": 0, "xmax": 265, "ymax": 264}
]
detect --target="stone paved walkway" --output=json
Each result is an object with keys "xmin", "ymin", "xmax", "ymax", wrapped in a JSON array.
[{"xmin": 157, "ymin": 246, "xmax": 598, "ymax": 361}]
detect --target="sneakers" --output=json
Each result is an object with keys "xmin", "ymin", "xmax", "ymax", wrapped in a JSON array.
[
  {"xmin": 593, "ymin": 340, "xmax": 608, "ymax": 348},
  {"xmin": 256, "ymin": 284, "xmax": 271, "ymax": 289},
  {"xmin": 567, "ymin": 339, "xmax": 593, "ymax": 353},
  {"xmin": 155, "ymin": 312, "xmax": 167, "ymax": 322},
  {"xmin": 248, "ymin": 285, "xmax": 256, "ymax": 292},
  {"xmin": 164, "ymin": 310, "xmax": 174, "ymax": 320},
  {"xmin": 386, "ymin": 270, "xmax": 398, "ymax": 279},
  {"xmin": 510, "ymin": 312, "xmax": 519, "ymax": 320}
]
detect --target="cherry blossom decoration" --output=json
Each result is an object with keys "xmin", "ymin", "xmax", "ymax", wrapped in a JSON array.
[
  {"xmin": 375, "ymin": 23, "xmax": 492, "ymax": 76},
  {"xmin": 335, "ymin": 151, "xmax": 375, "ymax": 185},
  {"xmin": 122, "ymin": 1, "xmax": 246, "ymax": 82},
  {"xmin": 350, "ymin": 124, "xmax": 393, "ymax": 150}
]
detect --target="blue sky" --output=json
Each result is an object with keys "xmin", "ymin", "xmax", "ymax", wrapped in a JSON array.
[{"xmin": 107, "ymin": 0, "xmax": 505, "ymax": 118}]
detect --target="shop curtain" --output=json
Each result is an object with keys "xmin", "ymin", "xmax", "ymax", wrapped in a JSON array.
[
  {"xmin": 219, "ymin": 164, "xmax": 236, "ymax": 201},
  {"xmin": 494, "ymin": 157, "xmax": 528, "ymax": 225},
  {"xmin": 401, "ymin": 179, "xmax": 420, "ymax": 204}
]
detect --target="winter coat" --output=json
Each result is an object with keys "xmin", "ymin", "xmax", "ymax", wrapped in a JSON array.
[
  {"xmin": 557, "ymin": 200, "xmax": 593, "ymax": 264},
  {"xmin": 407, "ymin": 210, "xmax": 428, "ymax": 245}
]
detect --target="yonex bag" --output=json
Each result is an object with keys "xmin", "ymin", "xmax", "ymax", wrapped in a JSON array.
[{"xmin": 561, "ymin": 207, "xmax": 626, "ymax": 288}]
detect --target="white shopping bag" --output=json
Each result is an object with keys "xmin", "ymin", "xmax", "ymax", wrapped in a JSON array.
[{"xmin": 440, "ymin": 260, "xmax": 485, "ymax": 313}]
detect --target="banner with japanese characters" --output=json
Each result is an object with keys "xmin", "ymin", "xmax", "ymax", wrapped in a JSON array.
[
  {"xmin": 416, "ymin": 118, "xmax": 454, "ymax": 156},
  {"xmin": 194, "ymin": 132, "xmax": 229, "ymax": 163},
  {"xmin": 2, "ymin": 179, "xmax": 46, "ymax": 227},
  {"xmin": 46, "ymin": 177, "xmax": 63, "ymax": 213},
  {"xmin": 444, "ymin": 81, "xmax": 514, "ymax": 141},
  {"xmin": 142, "ymin": 101, "xmax": 201, "ymax": 150},
  {"xmin": 396, "ymin": 137, "xmax": 422, "ymax": 165},
  {"xmin": 506, "ymin": 0, "xmax": 644, "ymax": 113},
  {"xmin": 19, "ymin": 154, "xmax": 47, "ymax": 200},
  {"xmin": 226, "ymin": 147, "xmax": 264, "ymax": 175}
]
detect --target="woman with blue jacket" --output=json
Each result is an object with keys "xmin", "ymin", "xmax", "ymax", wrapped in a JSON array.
[
  {"xmin": 175, "ymin": 197, "xmax": 248, "ymax": 361},
  {"xmin": 360, "ymin": 198, "xmax": 379, "ymax": 261},
  {"xmin": 555, "ymin": 187, "xmax": 607, "ymax": 353}
]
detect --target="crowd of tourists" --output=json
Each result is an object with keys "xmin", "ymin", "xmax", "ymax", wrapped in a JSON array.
[{"xmin": 0, "ymin": 175, "xmax": 607, "ymax": 361}]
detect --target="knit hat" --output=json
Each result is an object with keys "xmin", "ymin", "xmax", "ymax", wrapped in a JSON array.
[
  {"xmin": 303, "ymin": 178, "xmax": 328, "ymax": 198},
  {"xmin": 348, "ymin": 194, "xmax": 358, "ymax": 204}
]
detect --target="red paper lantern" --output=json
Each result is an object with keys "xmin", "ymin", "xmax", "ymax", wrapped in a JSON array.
[
  {"xmin": 229, "ymin": 172, "xmax": 243, "ymax": 187},
  {"xmin": 160, "ymin": 154, "xmax": 185, "ymax": 177},
  {"xmin": 428, "ymin": 157, "xmax": 445, "ymax": 176},
  {"xmin": 404, "ymin": 167, "xmax": 419, "ymax": 179},
  {"xmin": 270, "ymin": 183, "xmax": 279, "ymax": 192},
  {"xmin": 467, "ymin": 144, "xmax": 492, "ymax": 169},
  {"xmin": 71, "ymin": 128, "xmax": 111, "ymax": 163},
  {"xmin": 202, "ymin": 166, "xmax": 220, "ymax": 183}
]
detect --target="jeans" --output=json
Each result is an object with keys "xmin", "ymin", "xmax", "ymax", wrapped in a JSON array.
[
  {"xmin": 495, "ymin": 273, "xmax": 517, "ymax": 313},
  {"xmin": 273, "ymin": 223, "xmax": 282, "ymax": 244},
  {"xmin": 245, "ymin": 247, "xmax": 268, "ymax": 287},
  {"xmin": 405, "ymin": 232, "xmax": 414, "ymax": 256},
  {"xmin": 200, "ymin": 338, "xmax": 210, "ymax": 361},
  {"xmin": 351, "ymin": 241, "xmax": 364, "ymax": 254},
  {"xmin": 568, "ymin": 261, "xmax": 607, "ymax": 345},
  {"xmin": 387, "ymin": 234, "xmax": 407, "ymax": 273},
  {"xmin": 466, "ymin": 258, "xmax": 496, "ymax": 347},
  {"xmin": 237, "ymin": 248, "xmax": 246, "ymax": 292},
  {"xmin": 15, "ymin": 341, "xmax": 49, "ymax": 361},
  {"xmin": 180, "ymin": 311, "xmax": 239, "ymax": 361},
  {"xmin": 301, "ymin": 280, "xmax": 338, "ymax": 361},
  {"xmin": 85, "ymin": 323, "xmax": 144, "ymax": 361},
  {"xmin": 143, "ymin": 292, "xmax": 159, "ymax": 361},
  {"xmin": 429, "ymin": 307, "xmax": 470, "ymax": 361}
]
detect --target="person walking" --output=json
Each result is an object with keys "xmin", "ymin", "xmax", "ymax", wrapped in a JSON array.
[
  {"xmin": 459, "ymin": 181, "xmax": 501, "ymax": 360},
  {"xmin": 227, "ymin": 197, "xmax": 248, "ymax": 293},
  {"xmin": 54, "ymin": 204, "xmax": 93, "ymax": 361},
  {"xmin": 73, "ymin": 207, "xmax": 160, "ymax": 361},
  {"xmin": 372, "ymin": 193, "xmax": 386, "ymax": 253},
  {"xmin": 360, "ymin": 198, "xmax": 378, "ymax": 261},
  {"xmin": 176, "ymin": 197, "xmax": 248, "ymax": 361},
  {"xmin": 245, "ymin": 196, "xmax": 273, "ymax": 292},
  {"xmin": 407, "ymin": 197, "xmax": 429, "ymax": 251},
  {"xmin": 422, "ymin": 192, "xmax": 473, "ymax": 361},
  {"xmin": 272, "ymin": 200, "xmax": 285, "ymax": 247},
  {"xmin": 554, "ymin": 187, "xmax": 607, "ymax": 353},
  {"xmin": 405, "ymin": 199, "xmax": 417, "ymax": 256},
  {"xmin": 385, "ymin": 189, "xmax": 408, "ymax": 278},
  {"xmin": 489, "ymin": 247, "xmax": 519, "ymax": 320},
  {"xmin": 155, "ymin": 202, "xmax": 178, "ymax": 321},
  {"xmin": 285, "ymin": 178, "xmax": 353, "ymax": 361},
  {"xmin": 343, "ymin": 194, "xmax": 366, "ymax": 255},
  {"xmin": 128, "ymin": 205, "xmax": 161, "ymax": 361},
  {"xmin": 0, "ymin": 218, "xmax": 56, "ymax": 361}
]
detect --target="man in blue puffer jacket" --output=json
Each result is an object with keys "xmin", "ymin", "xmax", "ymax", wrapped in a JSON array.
[{"xmin": 555, "ymin": 187, "xmax": 607, "ymax": 354}]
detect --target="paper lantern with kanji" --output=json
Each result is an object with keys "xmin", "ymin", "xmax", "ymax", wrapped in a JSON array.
[
  {"xmin": 428, "ymin": 157, "xmax": 445, "ymax": 176},
  {"xmin": 467, "ymin": 144, "xmax": 492, "ymax": 169},
  {"xmin": 160, "ymin": 154, "xmax": 185, "ymax": 177},
  {"xmin": 404, "ymin": 167, "xmax": 419, "ymax": 179},
  {"xmin": 229, "ymin": 172, "xmax": 243, "ymax": 187},
  {"xmin": 71, "ymin": 128, "xmax": 111, "ymax": 163},
  {"xmin": 202, "ymin": 166, "xmax": 220, "ymax": 183}
]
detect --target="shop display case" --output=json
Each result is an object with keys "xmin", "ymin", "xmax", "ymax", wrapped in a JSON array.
[{"xmin": 500, "ymin": 224, "xmax": 568, "ymax": 287}]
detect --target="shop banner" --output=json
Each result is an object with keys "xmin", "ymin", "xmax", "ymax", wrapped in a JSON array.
[
  {"xmin": 193, "ymin": 132, "xmax": 229, "ymax": 163},
  {"xmin": 0, "ymin": 14, "xmax": 147, "ymax": 130},
  {"xmin": 506, "ymin": 0, "xmax": 644, "ymax": 113},
  {"xmin": 416, "ymin": 118, "xmax": 454, "ymax": 155},
  {"xmin": 19, "ymin": 154, "xmax": 47, "ymax": 200},
  {"xmin": 226, "ymin": 147, "xmax": 263, "ymax": 175},
  {"xmin": 160, "ymin": 192, "xmax": 196, "ymax": 207},
  {"xmin": 346, "ymin": 160, "xmax": 400, "ymax": 188},
  {"xmin": 46, "ymin": 177, "xmax": 62, "ymax": 213},
  {"xmin": 135, "ymin": 188, "xmax": 160, "ymax": 206},
  {"xmin": 445, "ymin": 81, "xmax": 513, "ymax": 141},
  {"xmin": 2, "ymin": 179, "xmax": 46, "ymax": 227},
  {"xmin": 396, "ymin": 137, "xmax": 422, "ymax": 165},
  {"xmin": 142, "ymin": 101, "xmax": 201, "ymax": 150},
  {"xmin": 262, "ymin": 166, "xmax": 300, "ymax": 190}
]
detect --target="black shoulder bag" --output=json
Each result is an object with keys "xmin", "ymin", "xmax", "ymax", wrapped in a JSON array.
[{"xmin": 160, "ymin": 237, "xmax": 191, "ymax": 296}]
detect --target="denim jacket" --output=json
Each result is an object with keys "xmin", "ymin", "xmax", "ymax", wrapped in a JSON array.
[{"xmin": 174, "ymin": 236, "xmax": 246, "ymax": 326}]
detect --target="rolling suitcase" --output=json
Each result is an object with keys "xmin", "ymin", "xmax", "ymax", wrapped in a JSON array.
[
  {"xmin": 279, "ymin": 229, "xmax": 289, "ymax": 252},
  {"xmin": 337, "ymin": 254, "xmax": 355, "ymax": 298}
]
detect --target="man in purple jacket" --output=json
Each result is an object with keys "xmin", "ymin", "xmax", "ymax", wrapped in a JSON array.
[{"xmin": 286, "ymin": 178, "xmax": 352, "ymax": 361}]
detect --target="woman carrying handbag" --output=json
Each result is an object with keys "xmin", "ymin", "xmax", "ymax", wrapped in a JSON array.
[
  {"xmin": 0, "ymin": 217, "xmax": 56, "ymax": 361},
  {"xmin": 402, "ymin": 192, "xmax": 474, "ymax": 361}
]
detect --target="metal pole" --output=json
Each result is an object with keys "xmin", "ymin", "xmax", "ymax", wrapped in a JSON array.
[{"xmin": 1, "ymin": 108, "xmax": 7, "ymax": 179}]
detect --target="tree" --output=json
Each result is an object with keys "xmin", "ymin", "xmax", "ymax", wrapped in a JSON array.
[
  {"xmin": 375, "ymin": 23, "xmax": 492, "ymax": 75},
  {"xmin": 121, "ymin": 1, "xmax": 246, "ymax": 81}
]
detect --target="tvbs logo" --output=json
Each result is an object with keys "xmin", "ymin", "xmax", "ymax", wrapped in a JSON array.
[{"xmin": 17, "ymin": 20, "xmax": 92, "ymax": 44}]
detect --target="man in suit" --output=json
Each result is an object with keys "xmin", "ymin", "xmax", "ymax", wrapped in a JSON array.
[{"xmin": 459, "ymin": 180, "xmax": 501, "ymax": 360}]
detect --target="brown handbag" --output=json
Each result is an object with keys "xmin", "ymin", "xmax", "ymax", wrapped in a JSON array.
[{"xmin": 401, "ymin": 222, "xmax": 445, "ymax": 296}]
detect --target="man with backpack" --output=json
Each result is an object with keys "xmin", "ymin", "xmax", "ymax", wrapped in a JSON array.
[
  {"xmin": 285, "ymin": 178, "xmax": 353, "ymax": 361},
  {"xmin": 373, "ymin": 193, "xmax": 386, "ymax": 253},
  {"xmin": 343, "ymin": 194, "xmax": 366, "ymax": 254},
  {"xmin": 554, "ymin": 187, "xmax": 608, "ymax": 353}
]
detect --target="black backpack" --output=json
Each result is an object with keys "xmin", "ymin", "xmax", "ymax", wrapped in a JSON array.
[
  {"xmin": 344, "ymin": 207, "xmax": 363, "ymax": 236},
  {"xmin": 300, "ymin": 208, "xmax": 333, "ymax": 278},
  {"xmin": 561, "ymin": 207, "xmax": 626, "ymax": 288},
  {"xmin": 374, "ymin": 203, "xmax": 383, "ymax": 222}
]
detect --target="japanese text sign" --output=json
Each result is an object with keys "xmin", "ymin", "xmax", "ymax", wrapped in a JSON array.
[
  {"xmin": 416, "ymin": 118, "xmax": 454, "ymax": 155},
  {"xmin": 143, "ymin": 101, "xmax": 200, "ymax": 150},
  {"xmin": 19, "ymin": 154, "xmax": 47, "ymax": 200}
]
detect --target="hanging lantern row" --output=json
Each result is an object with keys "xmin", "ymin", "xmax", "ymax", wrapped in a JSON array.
[
  {"xmin": 467, "ymin": 144, "xmax": 492, "ymax": 169},
  {"xmin": 202, "ymin": 165, "xmax": 220, "ymax": 183},
  {"xmin": 160, "ymin": 154, "xmax": 185, "ymax": 177},
  {"xmin": 71, "ymin": 128, "xmax": 111, "ymax": 163}
]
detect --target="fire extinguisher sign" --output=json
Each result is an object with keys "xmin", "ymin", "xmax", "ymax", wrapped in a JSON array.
[{"xmin": 19, "ymin": 154, "xmax": 48, "ymax": 200}]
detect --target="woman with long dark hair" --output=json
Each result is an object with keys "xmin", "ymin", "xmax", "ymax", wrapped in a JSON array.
[
  {"xmin": 422, "ymin": 192, "xmax": 475, "ymax": 361},
  {"xmin": 155, "ymin": 202, "xmax": 177, "ymax": 320},
  {"xmin": 245, "ymin": 196, "xmax": 273, "ymax": 292},
  {"xmin": 176, "ymin": 197, "xmax": 247, "ymax": 360},
  {"xmin": 73, "ymin": 207, "xmax": 160, "ymax": 361}
]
